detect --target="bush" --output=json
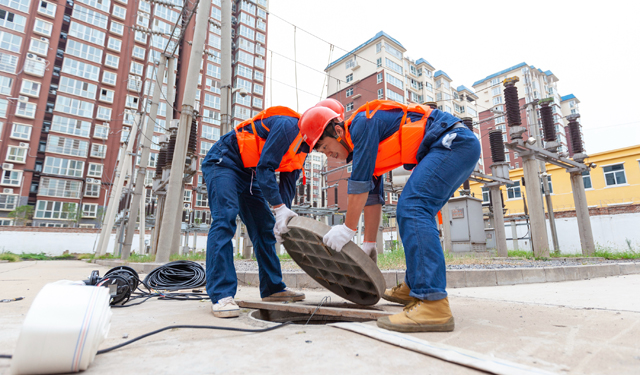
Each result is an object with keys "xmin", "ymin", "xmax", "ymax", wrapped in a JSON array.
[{"xmin": 0, "ymin": 253, "xmax": 20, "ymax": 262}]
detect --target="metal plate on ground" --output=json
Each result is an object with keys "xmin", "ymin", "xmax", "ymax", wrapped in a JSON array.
[{"xmin": 281, "ymin": 217, "xmax": 386, "ymax": 305}]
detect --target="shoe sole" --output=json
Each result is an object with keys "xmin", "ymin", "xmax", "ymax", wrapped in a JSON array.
[
  {"xmin": 380, "ymin": 293, "xmax": 414, "ymax": 306},
  {"xmin": 376, "ymin": 316, "xmax": 455, "ymax": 332},
  {"xmin": 262, "ymin": 295, "xmax": 305, "ymax": 302},
  {"xmin": 212, "ymin": 309, "xmax": 240, "ymax": 318}
]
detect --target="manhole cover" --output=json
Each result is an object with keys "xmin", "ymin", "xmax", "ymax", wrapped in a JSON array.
[{"xmin": 281, "ymin": 217, "xmax": 386, "ymax": 305}]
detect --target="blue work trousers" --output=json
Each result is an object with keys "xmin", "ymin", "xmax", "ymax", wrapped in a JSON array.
[
  {"xmin": 397, "ymin": 127, "xmax": 481, "ymax": 301},
  {"xmin": 202, "ymin": 154, "xmax": 286, "ymax": 303}
]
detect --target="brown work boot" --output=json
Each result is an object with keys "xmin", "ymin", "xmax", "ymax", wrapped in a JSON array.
[
  {"xmin": 381, "ymin": 282, "xmax": 414, "ymax": 305},
  {"xmin": 262, "ymin": 287, "xmax": 305, "ymax": 302},
  {"xmin": 377, "ymin": 297, "xmax": 455, "ymax": 333}
]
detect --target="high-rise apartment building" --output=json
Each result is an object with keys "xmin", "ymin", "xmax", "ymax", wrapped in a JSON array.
[
  {"xmin": 0, "ymin": 0, "xmax": 269, "ymax": 227},
  {"xmin": 323, "ymin": 31, "xmax": 480, "ymax": 211},
  {"xmin": 472, "ymin": 62, "xmax": 578, "ymax": 174}
]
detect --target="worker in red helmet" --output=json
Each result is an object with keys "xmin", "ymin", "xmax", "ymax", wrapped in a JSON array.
[
  {"xmin": 299, "ymin": 100, "xmax": 480, "ymax": 333},
  {"xmin": 314, "ymin": 98, "xmax": 345, "ymax": 121},
  {"xmin": 201, "ymin": 106, "xmax": 307, "ymax": 318}
]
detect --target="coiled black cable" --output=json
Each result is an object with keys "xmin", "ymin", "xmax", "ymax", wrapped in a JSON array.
[
  {"xmin": 142, "ymin": 261, "xmax": 206, "ymax": 291},
  {"xmin": 0, "ymin": 322, "xmax": 292, "ymax": 359}
]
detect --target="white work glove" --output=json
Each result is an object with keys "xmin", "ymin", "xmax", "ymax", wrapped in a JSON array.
[
  {"xmin": 274, "ymin": 205, "xmax": 297, "ymax": 235},
  {"xmin": 274, "ymin": 228, "xmax": 284, "ymax": 245},
  {"xmin": 323, "ymin": 224, "xmax": 356, "ymax": 252},
  {"xmin": 362, "ymin": 241, "xmax": 378, "ymax": 264}
]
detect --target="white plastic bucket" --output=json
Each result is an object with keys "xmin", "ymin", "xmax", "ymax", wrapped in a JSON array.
[{"xmin": 11, "ymin": 281, "xmax": 112, "ymax": 375}]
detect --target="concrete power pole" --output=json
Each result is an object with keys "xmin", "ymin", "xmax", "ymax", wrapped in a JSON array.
[
  {"xmin": 220, "ymin": 0, "xmax": 232, "ymax": 135},
  {"xmin": 156, "ymin": 0, "xmax": 212, "ymax": 263},
  {"xmin": 121, "ymin": 57, "xmax": 167, "ymax": 259},
  {"xmin": 96, "ymin": 120, "xmax": 139, "ymax": 255}
]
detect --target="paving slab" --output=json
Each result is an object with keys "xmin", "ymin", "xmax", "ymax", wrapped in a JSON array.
[
  {"xmin": 543, "ymin": 266, "xmax": 566, "ymax": 282},
  {"xmin": 464, "ymin": 269, "xmax": 497, "ymax": 287},
  {"xmin": 521, "ymin": 268, "xmax": 546, "ymax": 284},
  {"xmin": 495, "ymin": 268, "xmax": 524, "ymax": 285},
  {"xmin": 1, "ymin": 261, "xmax": 640, "ymax": 374}
]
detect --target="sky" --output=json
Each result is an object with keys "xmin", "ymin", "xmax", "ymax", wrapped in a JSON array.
[{"xmin": 263, "ymin": 0, "xmax": 640, "ymax": 154}]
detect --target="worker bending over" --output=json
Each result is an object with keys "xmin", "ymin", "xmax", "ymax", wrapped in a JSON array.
[
  {"xmin": 298, "ymin": 100, "xmax": 480, "ymax": 332},
  {"xmin": 202, "ymin": 105, "xmax": 311, "ymax": 318}
]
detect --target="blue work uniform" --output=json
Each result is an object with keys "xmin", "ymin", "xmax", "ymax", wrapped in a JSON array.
[
  {"xmin": 347, "ymin": 108, "xmax": 481, "ymax": 300},
  {"xmin": 201, "ymin": 115, "xmax": 308, "ymax": 302}
]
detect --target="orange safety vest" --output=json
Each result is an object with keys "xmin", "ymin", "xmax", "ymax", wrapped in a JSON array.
[
  {"xmin": 343, "ymin": 100, "xmax": 432, "ymax": 176},
  {"xmin": 234, "ymin": 106, "xmax": 307, "ymax": 173}
]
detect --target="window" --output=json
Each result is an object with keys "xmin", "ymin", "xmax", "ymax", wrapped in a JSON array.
[
  {"xmin": 0, "ymin": 10, "xmax": 25, "ymax": 33},
  {"xmin": 1, "ymin": 169, "xmax": 22, "ymax": 185},
  {"xmin": 254, "ymin": 84, "xmax": 263, "ymax": 95},
  {"xmin": 541, "ymin": 177, "xmax": 553, "ymax": 194},
  {"xmin": 252, "ymin": 97, "xmax": 262, "ymax": 108},
  {"xmin": 125, "ymin": 95, "xmax": 139, "ymax": 109},
  {"xmin": 346, "ymin": 102, "xmax": 353, "ymax": 112},
  {"xmin": 23, "ymin": 56, "xmax": 45, "ymax": 76},
  {"xmin": 15, "ymin": 101, "xmax": 36, "ymax": 118},
  {"xmin": 94, "ymin": 124, "xmax": 109, "ymax": 139},
  {"xmin": 386, "ymin": 89, "xmax": 403, "ymax": 103},
  {"xmin": 11, "ymin": 123, "xmax": 31, "ymax": 140},
  {"xmin": 236, "ymin": 64, "xmax": 253, "ymax": 79},
  {"xmin": 202, "ymin": 125, "xmax": 220, "ymax": 141},
  {"xmin": 19, "ymin": 80, "xmax": 41, "ymax": 97},
  {"xmin": 130, "ymin": 61, "xmax": 143, "ymax": 76},
  {"xmin": 1, "ymin": 0, "xmax": 30, "ymax": 13},
  {"xmin": 206, "ymin": 63, "xmax": 220, "ymax": 78},
  {"xmin": 99, "ymin": 88, "xmax": 114, "ymax": 103},
  {"xmin": 481, "ymin": 187, "xmax": 490, "ymax": 204},
  {"xmin": 62, "ymin": 58, "xmax": 100, "ymax": 82},
  {"xmin": 507, "ymin": 181, "xmax": 521, "ymax": 199},
  {"xmin": 43, "ymin": 157, "xmax": 84, "ymax": 177},
  {"xmin": 376, "ymin": 57, "xmax": 382, "ymax": 68},
  {"xmin": 0, "ymin": 75, "xmax": 11, "ymax": 95},
  {"xmin": 82, "ymin": 203, "xmax": 98, "ymax": 218},
  {"xmin": 55, "ymin": 96, "xmax": 94, "ymax": 118},
  {"xmin": 0, "ymin": 31, "xmax": 22, "ymax": 53},
  {"xmin": 385, "ymin": 58, "xmax": 403, "ymax": 74},
  {"xmin": 377, "ymin": 72, "xmax": 383, "ymax": 84},
  {"xmin": 200, "ymin": 141, "xmax": 213, "ymax": 156},
  {"xmin": 254, "ymin": 71, "xmax": 264, "ymax": 82},
  {"xmin": 72, "ymin": 5, "xmax": 107, "ymax": 29},
  {"xmin": 582, "ymin": 169, "xmax": 592, "ymax": 189},
  {"xmin": 0, "ymin": 194, "xmax": 17, "ymax": 211},
  {"xmin": 84, "ymin": 180, "xmax": 100, "ymax": 197},
  {"xmin": 105, "ymin": 54, "xmax": 119, "ymax": 69},
  {"xmin": 39, "ymin": 177, "xmax": 82, "ymax": 198},
  {"xmin": 183, "ymin": 189, "xmax": 192, "ymax": 203},
  {"xmin": 38, "ymin": 0, "xmax": 57, "ymax": 17},
  {"xmin": 492, "ymin": 86, "xmax": 501, "ymax": 96},
  {"xmin": 102, "ymin": 71, "xmax": 117, "ymax": 85},
  {"xmin": 196, "ymin": 193, "xmax": 208, "ymax": 207},
  {"xmin": 112, "ymin": 5, "xmax": 126, "ymax": 20},
  {"xmin": 50, "ymin": 116, "xmax": 90, "ymax": 138},
  {"xmin": 107, "ymin": 37, "xmax": 121, "ymax": 52},
  {"xmin": 346, "ymin": 73, "xmax": 353, "ymax": 83},
  {"xmin": 603, "ymin": 164, "xmax": 626, "ymax": 186},
  {"xmin": 493, "ymin": 96, "xmax": 503, "ymax": 105},
  {"xmin": 96, "ymin": 106, "xmax": 112, "ymax": 121},
  {"xmin": 35, "ymin": 200, "xmax": 78, "ymax": 220},
  {"xmin": 385, "ymin": 44, "xmax": 402, "ymax": 60},
  {"xmin": 110, "ymin": 21, "xmax": 124, "ymax": 35},
  {"xmin": 59, "ymin": 76, "xmax": 97, "ymax": 100},
  {"xmin": 46, "ymin": 135, "xmax": 89, "ymax": 157},
  {"xmin": 69, "ymin": 22, "xmax": 105, "ymax": 46},
  {"xmin": 87, "ymin": 163, "xmax": 103, "ymax": 178},
  {"xmin": 377, "ymin": 88, "xmax": 383, "ymax": 99},
  {"xmin": 90, "ymin": 143, "xmax": 107, "ymax": 158},
  {"xmin": 386, "ymin": 73, "xmax": 403, "ymax": 89}
]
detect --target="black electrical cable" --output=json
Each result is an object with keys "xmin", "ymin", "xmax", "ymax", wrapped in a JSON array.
[
  {"xmin": 143, "ymin": 261, "xmax": 206, "ymax": 291},
  {"xmin": 0, "ymin": 322, "xmax": 292, "ymax": 360}
]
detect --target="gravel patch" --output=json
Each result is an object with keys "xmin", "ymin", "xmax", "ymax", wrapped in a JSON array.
[{"xmin": 234, "ymin": 258, "xmax": 638, "ymax": 272}]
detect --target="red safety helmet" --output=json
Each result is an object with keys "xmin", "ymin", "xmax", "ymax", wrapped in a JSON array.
[
  {"xmin": 299, "ymin": 106, "xmax": 340, "ymax": 149},
  {"xmin": 314, "ymin": 98, "xmax": 345, "ymax": 121}
]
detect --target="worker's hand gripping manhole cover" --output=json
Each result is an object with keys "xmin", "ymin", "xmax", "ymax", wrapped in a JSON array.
[{"xmin": 281, "ymin": 217, "xmax": 386, "ymax": 305}]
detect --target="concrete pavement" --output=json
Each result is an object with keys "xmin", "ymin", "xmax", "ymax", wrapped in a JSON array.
[{"xmin": 1, "ymin": 260, "xmax": 639, "ymax": 374}]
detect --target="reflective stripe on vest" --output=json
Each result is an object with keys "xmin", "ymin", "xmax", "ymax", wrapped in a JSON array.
[
  {"xmin": 234, "ymin": 106, "xmax": 306, "ymax": 172},
  {"xmin": 344, "ymin": 100, "xmax": 433, "ymax": 176}
]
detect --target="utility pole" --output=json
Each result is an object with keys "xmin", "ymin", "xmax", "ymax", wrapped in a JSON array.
[
  {"xmin": 139, "ymin": 194, "xmax": 145, "ymax": 253},
  {"xmin": 96, "ymin": 120, "xmax": 139, "ymax": 255},
  {"xmin": 156, "ymin": 0, "xmax": 212, "ymax": 263},
  {"xmin": 220, "ymin": 0, "xmax": 232, "ymax": 135},
  {"xmin": 121, "ymin": 57, "xmax": 167, "ymax": 259}
]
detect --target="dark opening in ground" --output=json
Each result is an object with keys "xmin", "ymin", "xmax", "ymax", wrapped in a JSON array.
[{"xmin": 250, "ymin": 309, "xmax": 373, "ymax": 325}]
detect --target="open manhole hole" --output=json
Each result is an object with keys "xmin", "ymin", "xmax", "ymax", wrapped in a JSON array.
[
  {"xmin": 241, "ymin": 300, "xmax": 392, "ymax": 325},
  {"xmin": 250, "ymin": 309, "xmax": 371, "ymax": 325}
]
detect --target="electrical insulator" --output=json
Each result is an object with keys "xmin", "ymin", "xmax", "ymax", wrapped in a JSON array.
[
  {"xmin": 425, "ymin": 102, "xmax": 437, "ymax": 109},
  {"xmin": 166, "ymin": 132, "xmax": 177, "ymax": 166},
  {"xmin": 567, "ymin": 116, "xmax": 583, "ymax": 154},
  {"xmin": 539, "ymin": 101, "xmax": 556, "ymax": 142},
  {"xmin": 334, "ymin": 187, "xmax": 338, "ymax": 206},
  {"xmin": 503, "ymin": 78, "xmax": 522, "ymax": 127},
  {"xmin": 489, "ymin": 130, "xmax": 506, "ymax": 163},
  {"xmin": 156, "ymin": 146, "xmax": 167, "ymax": 175},
  {"xmin": 187, "ymin": 113, "xmax": 198, "ymax": 155}
]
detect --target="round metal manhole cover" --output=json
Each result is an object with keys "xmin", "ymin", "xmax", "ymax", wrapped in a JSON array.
[{"xmin": 282, "ymin": 217, "xmax": 386, "ymax": 305}]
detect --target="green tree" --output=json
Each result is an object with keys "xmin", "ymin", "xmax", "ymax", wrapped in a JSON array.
[{"xmin": 8, "ymin": 205, "xmax": 34, "ymax": 226}]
